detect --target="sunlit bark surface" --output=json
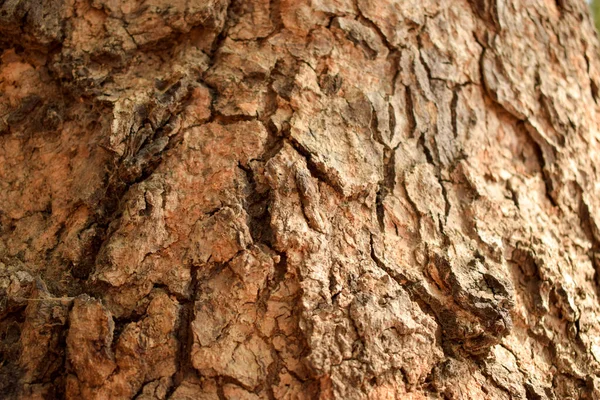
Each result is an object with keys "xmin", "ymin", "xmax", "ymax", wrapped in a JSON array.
[{"xmin": 2, "ymin": 0, "xmax": 600, "ymax": 398}]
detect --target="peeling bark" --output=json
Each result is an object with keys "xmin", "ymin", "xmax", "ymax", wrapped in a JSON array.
[{"xmin": 2, "ymin": 0, "xmax": 600, "ymax": 398}]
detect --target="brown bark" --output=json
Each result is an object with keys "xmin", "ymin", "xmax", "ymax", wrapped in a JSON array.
[{"xmin": 2, "ymin": 0, "xmax": 600, "ymax": 398}]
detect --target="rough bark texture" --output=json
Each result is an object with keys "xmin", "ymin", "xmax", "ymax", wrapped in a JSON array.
[{"xmin": 2, "ymin": 0, "xmax": 600, "ymax": 398}]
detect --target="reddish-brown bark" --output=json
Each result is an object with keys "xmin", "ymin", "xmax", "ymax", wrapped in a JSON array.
[{"xmin": 2, "ymin": 0, "xmax": 600, "ymax": 398}]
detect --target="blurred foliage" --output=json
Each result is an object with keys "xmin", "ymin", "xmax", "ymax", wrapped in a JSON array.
[{"xmin": 592, "ymin": 0, "xmax": 600, "ymax": 34}]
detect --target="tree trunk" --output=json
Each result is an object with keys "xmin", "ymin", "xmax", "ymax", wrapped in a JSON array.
[{"xmin": 2, "ymin": 0, "xmax": 600, "ymax": 398}]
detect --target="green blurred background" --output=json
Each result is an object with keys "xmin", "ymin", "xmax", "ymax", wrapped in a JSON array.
[{"xmin": 592, "ymin": 0, "xmax": 600, "ymax": 32}]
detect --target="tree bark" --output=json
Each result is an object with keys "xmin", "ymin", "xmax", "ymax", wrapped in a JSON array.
[{"xmin": 2, "ymin": 0, "xmax": 600, "ymax": 398}]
